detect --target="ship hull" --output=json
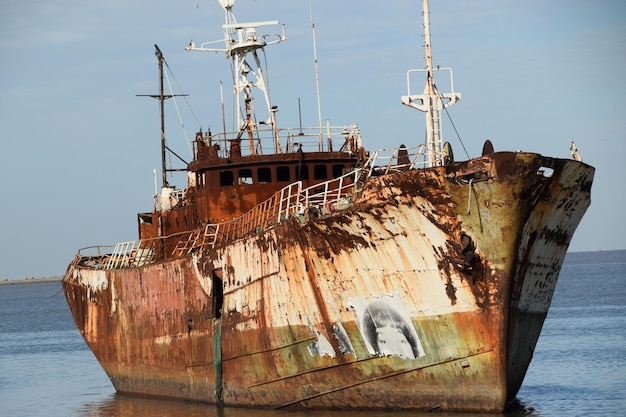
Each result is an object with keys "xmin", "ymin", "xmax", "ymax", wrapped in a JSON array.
[{"xmin": 63, "ymin": 152, "xmax": 593, "ymax": 412}]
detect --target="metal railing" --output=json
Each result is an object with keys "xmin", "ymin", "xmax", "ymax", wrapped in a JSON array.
[
  {"xmin": 194, "ymin": 123, "xmax": 363, "ymax": 158},
  {"xmin": 363, "ymin": 144, "xmax": 430, "ymax": 176},
  {"xmin": 76, "ymin": 144, "xmax": 428, "ymax": 270}
]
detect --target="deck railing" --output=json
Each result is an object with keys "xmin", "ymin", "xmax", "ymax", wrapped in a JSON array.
[
  {"xmin": 194, "ymin": 123, "xmax": 363, "ymax": 158},
  {"xmin": 76, "ymin": 144, "xmax": 428, "ymax": 270}
]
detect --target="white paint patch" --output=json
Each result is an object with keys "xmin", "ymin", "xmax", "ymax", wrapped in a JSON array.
[
  {"xmin": 154, "ymin": 335, "xmax": 174, "ymax": 345},
  {"xmin": 192, "ymin": 253, "xmax": 212, "ymax": 296},
  {"xmin": 76, "ymin": 269, "xmax": 108, "ymax": 291},
  {"xmin": 333, "ymin": 322, "xmax": 356, "ymax": 357},
  {"xmin": 307, "ymin": 329, "xmax": 336, "ymax": 358}
]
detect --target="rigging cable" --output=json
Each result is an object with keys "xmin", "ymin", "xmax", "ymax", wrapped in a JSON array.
[
  {"xmin": 162, "ymin": 59, "xmax": 201, "ymax": 158},
  {"xmin": 163, "ymin": 66, "xmax": 193, "ymax": 157},
  {"xmin": 433, "ymin": 83, "xmax": 471, "ymax": 160},
  {"xmin": 162, "ymin": 59, "xmax": 202, "ymax": 128}
]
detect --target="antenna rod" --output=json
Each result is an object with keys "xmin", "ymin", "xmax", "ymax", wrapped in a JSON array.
[
  {"xmin": 220, "ymin": 81, "xmax": 226, "ymax": 136},
  {"xmin": 423, "ymin": 0, "xmax": 433, "ymax": 85},
  {"xmin": 309, "ymin": 0, "xmax": 323, "ymax": 149},
  {"xmin": 298, "ymin": 98, "xmax": 303, "ymax": 135}
]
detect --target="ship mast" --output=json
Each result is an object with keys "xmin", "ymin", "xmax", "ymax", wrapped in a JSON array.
[
  {"xmin": 138, "ymin": 45, "xmax": 188, "ymax": 189},
  {"xmin": 401, "ymin": 0, "xmax": 461, "ymax": 167},
  {"xmin": 186, "ymin": 0, "xmax": 286, "ymax": 154},
  {"xmin": 156, "ymin": 46, "xmax": 168, "ymax": 188}
]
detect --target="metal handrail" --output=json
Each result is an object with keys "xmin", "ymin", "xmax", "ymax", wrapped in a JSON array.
[
  {"xmin": 194, "ymin": 124, "xmax": 362, "ymax": 158},
  {"xmin": 76, "ymin": 145, "xmax": 427, "ymax": 270}
]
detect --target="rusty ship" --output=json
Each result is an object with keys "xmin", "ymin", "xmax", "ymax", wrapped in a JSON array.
[{"xmin": 62, "ymin": 0, "xmax": 594, "ymax": 412}]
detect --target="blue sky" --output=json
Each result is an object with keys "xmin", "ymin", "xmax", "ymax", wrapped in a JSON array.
[{"xmin": 1, "ymin": 0, "xmax": 624, "ymax": 279}]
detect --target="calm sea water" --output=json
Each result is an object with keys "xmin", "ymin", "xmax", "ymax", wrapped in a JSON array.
[{"xmin": 1, "ymin": 250, "xmax": 624, "ymax": 417}]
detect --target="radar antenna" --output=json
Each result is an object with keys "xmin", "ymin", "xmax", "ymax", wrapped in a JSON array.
[{"xmin": 187, "ymin": 0, "xmax": 286, "ymax": 154}]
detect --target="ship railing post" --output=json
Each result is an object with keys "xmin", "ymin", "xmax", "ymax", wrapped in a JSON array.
[
  {"xmin": 126, "ymin": 241, "xmax": 135, "ymax": 265},
  {"xmin": 325, "ymin": 120, "xmax": 332, "ymax": 152},
  {"xmin": 292, "ymin": 181, "xmax": 300, "ymax": 216},
  {"xmin": 338, "ymin": 175, "xmax": 344, "ymax": 203},
  {"xmin": 301, "ymin": 181, "xmax": 309, "ymax": 211},
  {"xmin": 287, "ymin": 184, "xmax": 293, "ymax": 217},
  {"xmin": 278, "ymin": 186, "xmax": 285, "ymax": 221},
  {"xmin": 203, "ymin": 224, "xmax": 213, "ymax": 247},
  {"xmin": 104, "ymin": 244, "xmax": 114, "ymax": 270},
  {"xmin": 205, "ymin": 223, "xmax": 217, "ymax": 247},
  {"xmin": 366, "ymin": 150, "xmax": 379, "ymax": 177},
  {"xmin": 272, "ymin": 194, "xmax": 277, "ymax": 224},
  {"xmin": 107, "ymin": 242, "xmax": 122, "ymax": 270},
  {"xmin": 122, "ymin": 242, "xmax": 129, "ymax": 267},
  {"xmin": 333, "ymin": 176, "xmax": 341, "ymax": 208},
  {"xmin": 238, "ymin": 215, "xmax": 243, "ymax": 240},
  {"xmin": 222, "ymin": 222, "xmax": 229, "ymax": 244},
  {"xmin": 117, "ymin": 242, "xmax": 126, "ymax": 268}
]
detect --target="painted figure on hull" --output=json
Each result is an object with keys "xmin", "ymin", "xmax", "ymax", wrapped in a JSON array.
[{"xmin": 350, "ymin": 293, "xmax": 425, "ymax": 359}]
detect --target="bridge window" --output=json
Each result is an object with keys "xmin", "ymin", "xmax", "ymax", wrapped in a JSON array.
[
  {"xmin": 258, "ymin": 167, "xmax": 272, "ymax": 183},
  {"xmin": 220, "ymin": 170, "xmax": 234, "ymax": 186},
  {"xmin": 238, "ymin": 169, "xmax": 253, "ymax": 185},
  {"xmin": 314, "ymin": 164, "xmax": 328, "ymax": 180},
  {"xmin": 277, "ymin": 166, "xmax": 290, "ymax": 182},
  {"xmin": 333, "ymin": 164, "xmax": 346, "ymax": 178}
]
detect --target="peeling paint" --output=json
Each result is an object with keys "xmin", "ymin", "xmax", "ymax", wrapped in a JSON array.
[
  {"xmin": 59, "ymin": 1, "xmax": 595, "ymax": 410},
  {"xmin": 63, "ymin": 151, "xmax": 594, "ymax": 412},
  {"xmin": 307, "ymin": 330, "xmax": 336, "ymax": 358}
]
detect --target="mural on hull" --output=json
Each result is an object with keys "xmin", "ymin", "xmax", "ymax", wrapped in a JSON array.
[{"xmin": 350, "ymin": 293, "xmax": 425, "ymax": 359}]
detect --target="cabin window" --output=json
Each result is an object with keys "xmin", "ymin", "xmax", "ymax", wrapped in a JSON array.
[
  {"xmin": 220, "ymin": 170, "xmax": 234, "ymax": 186},
  {"xmin": 296, "ymin": 165, "xmax": 309, "ymax": 180},
  {"xmin": 238, "ymin": 169, "xmax": 253, "ymax": 185},
  {"xmin": 277, "ymin": 166, "xmax": 290, "ymax": 182},
  {"xmin": 258, "ymin": 167, "xmax": 272, "ymax": 183},
  {"xmin": 314, "ymin": 164, "xmax": 328, "ymax": 180},
  {"xmin": 333, "ymin": 164, "xmax": 346, "ymax": 178}
]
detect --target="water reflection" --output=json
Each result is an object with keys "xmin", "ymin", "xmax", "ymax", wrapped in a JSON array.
[{"xmin": 75, "ymin": 393, "xmax": 542, "ymax": 417}]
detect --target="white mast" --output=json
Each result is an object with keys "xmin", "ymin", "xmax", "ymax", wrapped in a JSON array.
[
  {"xmin": 309, "ymin": 0, "xmax": 324, "ymax": 150},
  {"xmin": 401, "ymin": 0, "xmax": 461, "ymax": 167},
  {"xmin": 186, "ymin": 0, "xmax": 286, "ymax": 153}
]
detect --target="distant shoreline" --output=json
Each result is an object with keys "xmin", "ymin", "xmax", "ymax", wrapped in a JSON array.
[
  {"xmin": 0, "ymin": 276, "xmax": 63, "ymax": 285},
  {"xmin": 1, "ymin": 249, "xmax": 623, "ymax": 286}
]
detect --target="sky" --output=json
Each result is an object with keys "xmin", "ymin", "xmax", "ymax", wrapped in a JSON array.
[{"xmin": 1, "ymin": 0, "xmax": 625, "ymax": 280}]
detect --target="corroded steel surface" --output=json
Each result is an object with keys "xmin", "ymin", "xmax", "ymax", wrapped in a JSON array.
[{"xmin": 63, "ymin": 151, "xmax": 594, "ymax": 412}]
